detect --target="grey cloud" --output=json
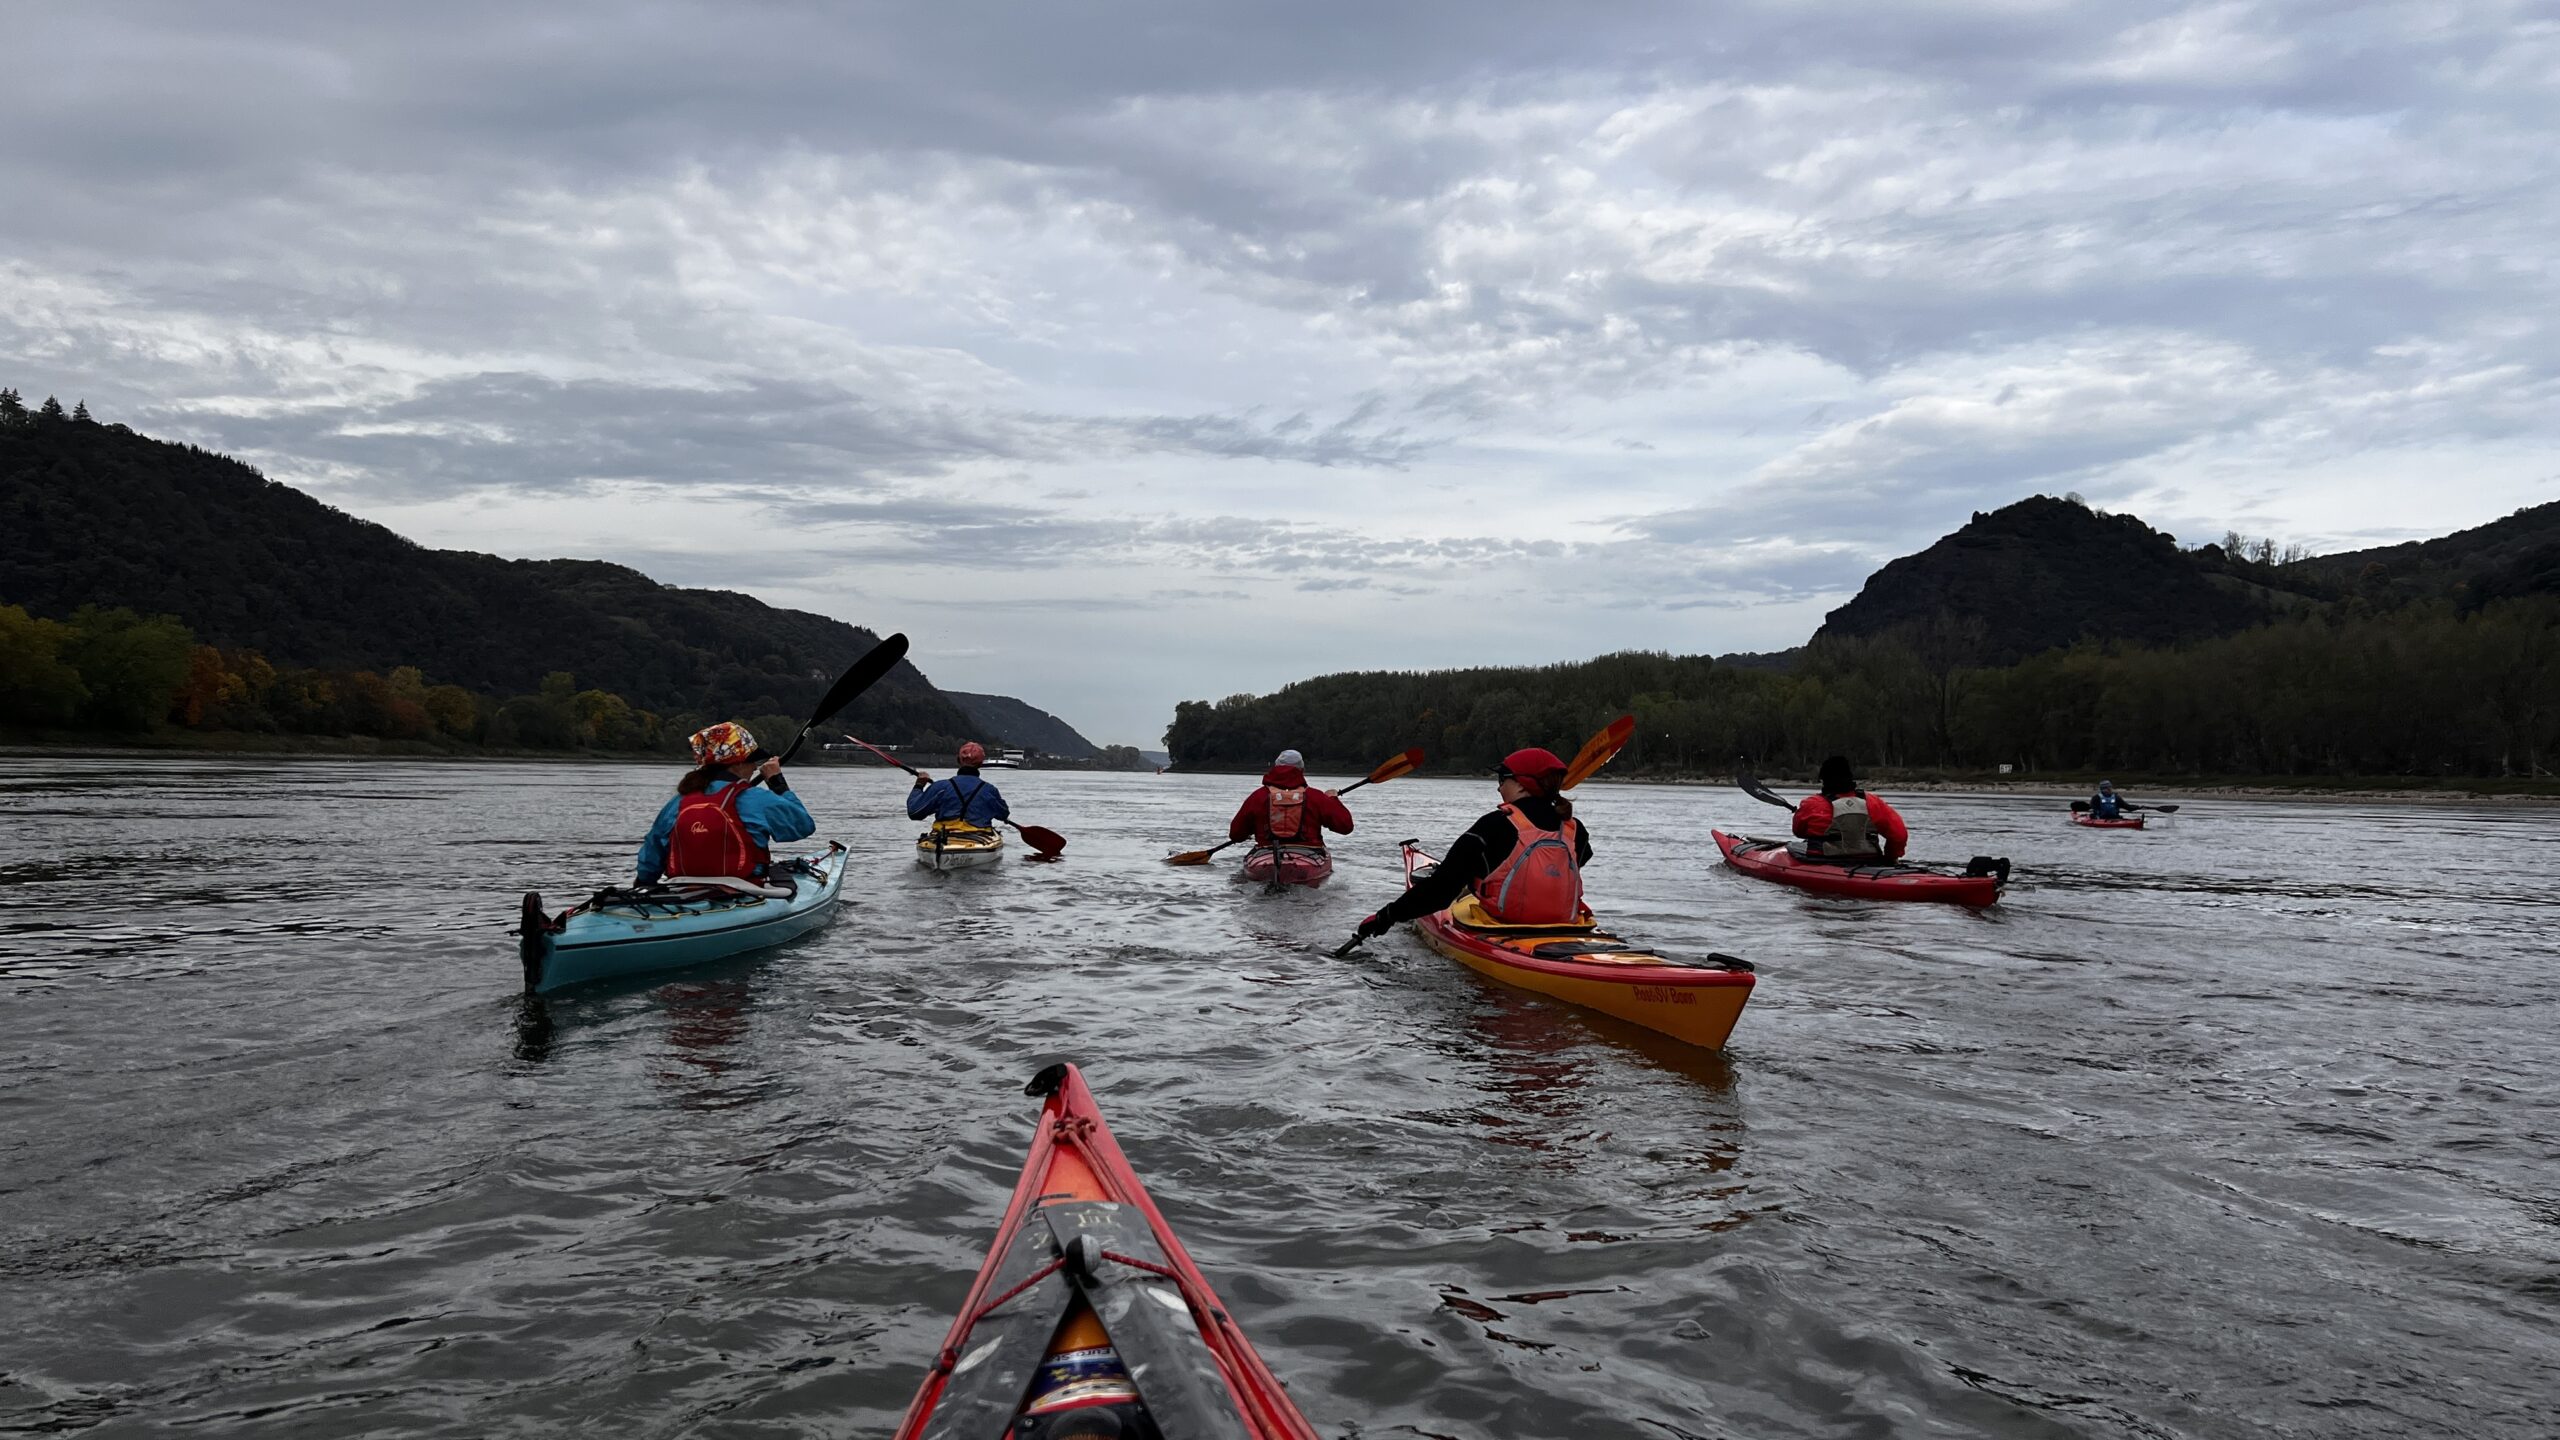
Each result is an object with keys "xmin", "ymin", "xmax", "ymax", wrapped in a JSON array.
[{"xmin": 5, "ymin": 0, "xmax": 2554, "ymax": 744}]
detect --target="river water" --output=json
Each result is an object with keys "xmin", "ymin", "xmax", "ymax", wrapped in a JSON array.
[{"xmin": 2, "ymin": 758, "xmax": 2554, "ymax": 1439}]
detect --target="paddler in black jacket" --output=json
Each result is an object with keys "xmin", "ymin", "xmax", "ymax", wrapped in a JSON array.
[{"xmin": 1351, "ymin": 747, "xmax": 1594, "ymax": 940}]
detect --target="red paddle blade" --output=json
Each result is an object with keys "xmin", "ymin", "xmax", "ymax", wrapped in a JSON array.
[
  {"xmin": 1562, "ymin": 715, "xmax": 1636, "ymax": 790},
  {"xmin": 1017, "ymin": 823, "xmax": 1066, "ymax": 855},
  {"xmin": 1364, "ymin": 746, "xmax": 1426, "ymax": 785}
]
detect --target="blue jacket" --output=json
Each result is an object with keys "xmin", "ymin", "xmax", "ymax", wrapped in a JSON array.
[
  {"xmin": 908, "ymin": 773, "xmax": 1009, "ymax": 826},
  {"xmin": 636, "ymin": 779, "xmax": 817, "ymax": 883},
  {"xmin": 2090, "ymin": 792, "xmax": 2125, "ymax": 819}
]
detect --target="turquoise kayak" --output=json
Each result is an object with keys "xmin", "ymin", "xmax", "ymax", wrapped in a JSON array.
[{"xmin": 518, "ymin": 842, "xmax": 848, "ymax": 994}]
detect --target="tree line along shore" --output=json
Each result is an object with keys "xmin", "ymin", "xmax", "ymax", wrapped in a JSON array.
[
  {"xmin": 0, "ymin": 600, "xmax": 1159, "ymax": 767},
  {"xmin": 1163, "ymin": 600, "xmax": 2560, "ymax": 792}
]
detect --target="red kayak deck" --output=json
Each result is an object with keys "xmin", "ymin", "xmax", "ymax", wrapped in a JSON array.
[
  {"xmin": 2070, "ymin": 813, "xmax": 2146, "ymax": 829},
  {"xmin": 1240, "ymin": 844, "xmax": 1333, "ymax": 888},
  {"xmin": 896, "ymin": 1064, "xmax": 1316, "ymax": 1440},
  {"xmin": 1713, "ymin": 830, "xmax": 2002, "ymax": 908}
]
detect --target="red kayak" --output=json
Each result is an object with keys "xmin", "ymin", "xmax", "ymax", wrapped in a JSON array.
[
  {"xmin": 895, "ymin": 1064, "xmax": 1318, "ymax": 1440},
  {"xmin": 1713, "ymin": 830, "xmax": 2004, "ymax": 907},
  {"xmin": 2070, "ymin": 813, "xmax": 2145, "ymax": 829},
  {"xmin": 1240, "ymin": 844, "xmax": 1333, "ymax": 888}
]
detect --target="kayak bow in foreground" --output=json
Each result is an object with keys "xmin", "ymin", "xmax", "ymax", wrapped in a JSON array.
[
  {"xmin": 517, "ymin": 843, "xmax": 848, "ymax": 994},
  {"xmin": 1399, "ymin": 842, "xmax": 1756, "ymax": 1049},
  {"xmin": 896, "ymin": 1063, "xmax": 1318, "ymax": 1440},
  {"xmin": 1713, "ymin": 830, "xmax": 2005, "ymax": 907}
]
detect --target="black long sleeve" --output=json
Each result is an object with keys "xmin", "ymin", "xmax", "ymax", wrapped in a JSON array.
[{"xmin": 1379, "ymin": 801, "xmax": 1593, "ymax": 923}]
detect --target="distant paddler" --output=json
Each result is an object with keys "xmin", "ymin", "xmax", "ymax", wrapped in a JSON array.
[
  {"xmin": 1229, "ymin": 748, "xmax": 1354, "ymax": 886},
  {"xmin": 635, "ymin": 721, "xmax": 819, "ymax": 885},
  {"xmin": 909, "ymin": 740, "xmax": 1010, "ymax": 828},
  {"xmin": 1794, "ymin": 755, "xmax": 1909, "ymax": 860}
]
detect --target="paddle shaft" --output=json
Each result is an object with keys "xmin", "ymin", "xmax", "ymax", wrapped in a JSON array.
[
  {"xmin": 845, "ymin": 732, "xmax": 1060, "ymax": 852},
  {"xmin": 841, "ymin": 733, "xmax": 926, "ymax": 777}
]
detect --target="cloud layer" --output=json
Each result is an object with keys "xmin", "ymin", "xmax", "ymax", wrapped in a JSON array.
[{"xmin": 6, "ymin": 1, "xmax": 2554, "ymax": 741}]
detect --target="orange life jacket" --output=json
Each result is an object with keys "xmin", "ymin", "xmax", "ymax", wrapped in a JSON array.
[
  {"xmin": 1265, "ymin": 785, "xmax": 1308, "ymax": 844},
  {"xmin": 1473, "ymin": 804, "xmax": 1583, "ymax": 924},
  {"xmin": 667, "ymin": 782, "xmax": 769, "ymax": 880}
]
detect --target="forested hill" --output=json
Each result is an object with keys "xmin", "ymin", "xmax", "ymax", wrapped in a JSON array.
[
  {"xmin": 0, "ymin": 408, "xmax": 977, "ymax": 739},
  {"xmin": 1816, "ymin": 494, "xmax": 2560, "ymax": 663},
  {"xmin": 1165, "ymin": 494, "xmax": 2559, "ymax": 781},
  {"xmin": 1814, "ymin": 496, "xmax": 2298, "ymax": 663},
  {"xmin": 2288, "ymin": 499, "xmax": 2560, "ymax": 608},
  {"xmin": 944, "ymin": 692, "xmax": 1102, "ymax": 758}
]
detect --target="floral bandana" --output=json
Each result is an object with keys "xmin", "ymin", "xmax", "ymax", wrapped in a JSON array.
[{"xmin": 689, "ymin": 721, "xmax": 759, "ymax": 765}]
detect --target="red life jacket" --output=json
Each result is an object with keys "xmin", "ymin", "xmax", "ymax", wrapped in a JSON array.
[
  {"xmin": 1265, "ymin": 785, "xmax": 1308, "ymax": 844},
  {"xmin": 1473, "ymin": 804, "xmax": 1583, "ymax": 924},
  {"xmin": 667, "ymin": 781, "xmax": 769, "ymax": 880}
]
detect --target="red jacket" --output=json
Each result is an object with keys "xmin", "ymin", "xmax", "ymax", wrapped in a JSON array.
[
  {"xmin": 1228, "ymin": 765, "xmax": 1355, "ymax": 847},
  {"xmin": 1793, "ymin": 790, "xmax": 1909, "ymax": 860}
]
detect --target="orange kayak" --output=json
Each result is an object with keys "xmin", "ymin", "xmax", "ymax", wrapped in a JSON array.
[
  {"xmin": 1400, "ymin": 843, "xmax": 1756, "ymax": 1049},
  {"xmin": 895, "ymin": 1064, "xmax": 1318, "ymax": 1440}
]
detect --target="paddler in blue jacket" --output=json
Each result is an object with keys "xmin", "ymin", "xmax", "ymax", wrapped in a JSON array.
[
  {"xmin": 2088, "ymin": 780, "xmax": 2135, "ymax": 819},
  {"xmin": 909, "ymin": 741, "xmax": 1011, "ymax": 829},
  {"xmin": 636, "ymin": 721, "xmax": 817, "ymax": 884}
]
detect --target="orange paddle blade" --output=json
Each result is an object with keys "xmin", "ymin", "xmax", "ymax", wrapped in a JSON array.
[
  {"xmin": 1164, "ymin": 848, "xmax": 1218, "ymax": 865},
  {"xmin": 1365, "ymin": 746, "xmax": 1426, "ymax": 785},
  {"xmin": 1561, "ymin": 715, "xmax": 1636, "ymax": 790}
]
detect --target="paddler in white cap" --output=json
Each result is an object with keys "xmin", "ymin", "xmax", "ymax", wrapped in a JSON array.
[{"xmin": 1226, "ymin": 748, "xmax": 1354, "ymax": 855}]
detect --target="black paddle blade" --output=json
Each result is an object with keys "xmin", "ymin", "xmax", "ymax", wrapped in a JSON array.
[
  {"xmin": 1733, "ymin": 756, "xmax": 1796, "ymax": 811},
  {"xmin": 814, "ymin": 632, "xmax": 910, "ymax": 726},
  {"xmin": 1331, "ymin": 935, "xmax": 1367, "ymax": 959},
  {"xmin": 777, "ymin": 633, "xmax": 911, "ymax": 766}
]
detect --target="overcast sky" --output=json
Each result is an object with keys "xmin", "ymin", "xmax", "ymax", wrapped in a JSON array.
[{"xmin": 8, "ymin": 3, "xmax": 2555, "ymax": 745}]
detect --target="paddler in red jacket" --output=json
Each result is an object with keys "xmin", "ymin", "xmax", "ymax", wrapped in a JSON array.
[
  {"xmin": 1792, "ymin": 755, "xmax": 1909, "ymax": 861},
  {"xmin": 1229, "ymin": 748, "xmax": 1355, "ymax": 850},
  {"xmin": 1351, "ymin": 747, "xmax": 1593, "ymax": 940}
]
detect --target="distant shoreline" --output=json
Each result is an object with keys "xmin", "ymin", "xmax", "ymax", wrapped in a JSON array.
[
  {"xmin": 13, "ymin": 735, "xmax": 2554, "ymax": 800},
  {"xmin": 1159, "ymin": 761, "xmax": 2560, "ymax": 802}
]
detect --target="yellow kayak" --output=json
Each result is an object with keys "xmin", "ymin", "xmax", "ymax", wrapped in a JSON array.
[{"xmin": 917, "ymin": 821, "xmax": 1005, "ymax": 872}]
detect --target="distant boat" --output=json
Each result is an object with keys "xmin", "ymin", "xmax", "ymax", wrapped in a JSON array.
[{"xmin": 981, "ymin": 748, "xmax": 1029, "ymax": 769}]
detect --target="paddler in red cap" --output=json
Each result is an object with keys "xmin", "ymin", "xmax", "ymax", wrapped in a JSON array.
[
  {"xmin": 908, "ymin": 740, "xmax": 1011, "ymax": 829},
  {"xmin": 1350, "ymin": 746, "xmax": 1593, "ymax": 940}
]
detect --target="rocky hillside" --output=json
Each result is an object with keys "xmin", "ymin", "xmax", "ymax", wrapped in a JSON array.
[
  {"xmin": 0, "ymin": 409, "xmax": 978, "ymax": 737},
  {"xmin": 1815, "ymin": 496, "xmax": 2306, "ymax": 664},
  {"xmin": 943, "ymin": 692, "xmax": 1102, "ymax": 758}
]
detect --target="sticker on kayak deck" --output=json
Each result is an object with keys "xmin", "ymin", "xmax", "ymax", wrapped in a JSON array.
[
  {"xmin": 1024, "ymin": 1378, "xmax": 1141, "ymax": 1414},
  {"xmin": 1024, "ymin": 1347, "xmax": 1137, "ymax": 1414}
]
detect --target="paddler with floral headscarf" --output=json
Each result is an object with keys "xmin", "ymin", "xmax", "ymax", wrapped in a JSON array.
[
  {"xmin": 1227, "ymin": 748, "xmax": 1354, "ymax": 852},
  {"xmin": 635, "ymin": 721, "xmax": 818, "ymax": 885}
]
